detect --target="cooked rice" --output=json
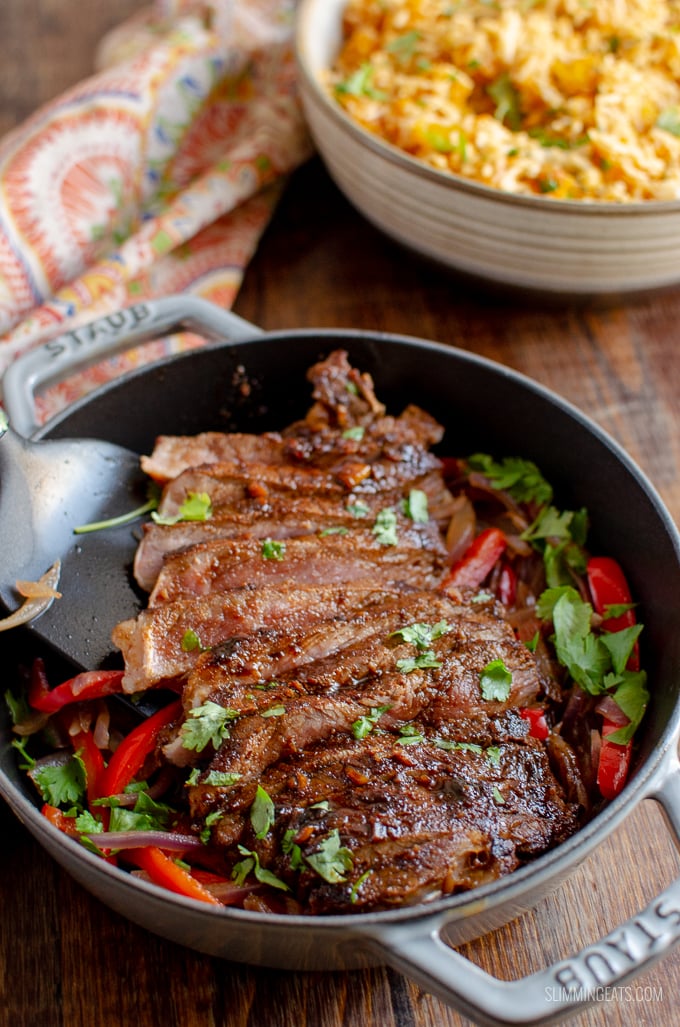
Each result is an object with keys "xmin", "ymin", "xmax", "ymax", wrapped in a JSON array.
[{"xmin": 328, "ymin": 0, "xmax": 680, "ymax": 202}]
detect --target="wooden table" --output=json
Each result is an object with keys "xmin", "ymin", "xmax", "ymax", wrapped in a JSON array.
[{"xmin": 1, "ymin": 4, "xmax": 679, "ymax": 1026}]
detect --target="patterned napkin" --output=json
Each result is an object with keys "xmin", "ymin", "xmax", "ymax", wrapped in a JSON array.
[{"xmin": 0, "ymin": 0, "xmax": 313, "ymax": 423}]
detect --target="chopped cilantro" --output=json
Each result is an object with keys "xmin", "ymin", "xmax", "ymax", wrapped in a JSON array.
[
  {"xmin": 187, "ymin": 768, "xmax": 242, "ymax": 787},
  {"xmin": 396, "ymin": 650, "xmax": 442, "ymax": 673},
  {"xmin": 250, "ymin": 785, "xmax": 275, "ymax": 839},
  {"xmin": 200, "ymin": 810, "xmax": 222, "ymax": 844},
  {"xmin": 180, "ymin": 700, "xmax": 238, "ymax": 752},
  {"xmin": 5, "ymin": 688, "xmax": 32, "ymax": 726},
  {"xmin": 33, "ymin": 754, "xmax": 86, "ymax": 808},
  {"xmin": 181, "ymin": 628, "xmax": 207, "ymax": 653},
  {"xmin": 342, "ymin": 426, "xmax": 365, "ymax": 441},
  {"xmin": 282, "ymin": 829, "xmax": 305, "ymax": 870},
  {"xmin": 352, "ymin": 704, "xmax": 391, "ymax": 740},
  {"xmin": 319, "ymin": 526, "xmax": 350, "ymax": 536},
  {"xmin": 386, "ymin": 29, "xmax": 421, "ymax": 61},
  {"xmin": 350, "ymin": 869, "xmax": 372, "ymax": 903},
  {"xmin": 335, "ymin": 63, "xmax": 387, "ymax": 101},
  {"xmin": 260, "ymin": 704, "xmax": 286, "ymax": 718},
  {"xmin": 402, "ymin": 488, "xmax": 429, "ymax": 523},
  {"xmin": 479, "ymin": 659, "xmax": 513, "ymax": 702},
  {"xmin": 232, "ymin": 846, "xmax": 289, "ymax": 891},
  {"xmin": 536, "ymin": 585, "xmax": 648, "ymax": 733},
  {"xmin": 305, "ymin": 829, "xmax": 354, "ymax": 884},
  {"xmin": 261, "ymin": 538, "xmax": 286, "ymax": 561},
  {"xmin": 152, "ymin": 491, "xmax": 212, "ymax": 526},
  {"xmin": 467, "ymin": 453, "xmax": 553, "ymax": 505},
  {"xmin": 397, "ymin": 724, "xmax": 425, "ymax": 745},
  {"xmin": 486, "ymin": 745, "xmax": 502, "ymax": 766},
  {"xmin": 347, "ymin": 500, "xmax": 370, "ymax": 518},
  {"xmin": 433, "ymin": 738, "xmax": 483, "ymax": 755},
  {"xmin": 372, "ymin": 508, "xmax": 398, "ymax": 546},
  {"xmin": 657, "ymin": 107, "xmax": 680, "ymax": 137},
  {"xmin": 488, "ymin": 73, "xmax": 522, "ymax": 130},
  {"xmin": 391, "ymin": 620, "xmax": 450, "ymax": 650},
  {"xmin": 492, "ymin": 785, "xmax": 506, "ymax": 804}
]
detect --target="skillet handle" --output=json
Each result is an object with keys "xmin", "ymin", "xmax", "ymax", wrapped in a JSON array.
[
  {"xmin": 2, "ymin": 295, "xmax": 261, "ymax": 438},
  {"xmin": 365, "ymin": 756, "xmax": 680, "ymax": 1027}
]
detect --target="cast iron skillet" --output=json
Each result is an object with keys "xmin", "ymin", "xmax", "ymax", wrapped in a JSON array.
[{"xmin": 1, "ymin": 296, "xmax": 680, "ymax": 1027}]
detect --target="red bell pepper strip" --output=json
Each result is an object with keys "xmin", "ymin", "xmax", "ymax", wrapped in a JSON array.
[
  {"xmin": 28, "ymin": 660, "xmax": 125, "ymax": 714},
  {"xmin": 41, "ymin": 803, "xmax": 80, "ymax": 837},
  {"xmin": 99, "ymin": 699, "xmax": 182, "ymax": 798},
  {"xmin": 588, "ymin": 557, "xmax": 639, "ymax": 799},
  {"xmin": 586, "ymin": 556, "xmax": 640, "ymax": 670},
  {"xmin": 519, "ymin": 707, "xmax": 550, "ymax": 740},
  {"xmin": 126, "ymin": 846, "xmax": 221, "ymax": 905},
  {"xmin": 442, "ymin": 526, "xmax": 507, "ymax": 592},
  {"xmin": 70, "ymin": 729, "xmax": 106, "ymax": 807},
  {"xmin": 597, "ymin": 719, "xmax": 633, "ymax": 800}
]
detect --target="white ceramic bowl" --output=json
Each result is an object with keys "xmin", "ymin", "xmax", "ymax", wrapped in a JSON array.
[{"xmin": 295, "ymin": 0, "xmax": 680, "ymax": 297}]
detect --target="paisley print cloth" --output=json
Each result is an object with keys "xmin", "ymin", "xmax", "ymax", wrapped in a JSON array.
[{"xmin": 0, "ymin": 0, "xmax": 313, "ymax": 423}]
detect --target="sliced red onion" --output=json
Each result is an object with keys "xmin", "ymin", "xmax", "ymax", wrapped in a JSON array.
[
  {"xmin": 86, "ymin": 830, "xmax": 204, "ymax": 853},
  {"xmin": 595, "ymin": 695, "xmax": 629, "ymax": 726}
]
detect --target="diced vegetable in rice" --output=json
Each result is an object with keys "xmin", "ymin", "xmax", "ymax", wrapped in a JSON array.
[{"xmin": 328, "ymin": 0, "xmax": 680, "ymax": 201}]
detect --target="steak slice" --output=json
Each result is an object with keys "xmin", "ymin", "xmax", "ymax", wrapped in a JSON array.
[
  {"xmin": 140, "ymin": 432, "xmax": 288, "ymax": 484},
  {"xmin": 140, "ymin": 404, "xmax": 444, "ymax": 485},
  {"xmin": 175, "ymin": 594, "xmax": 541, "ymax": 778},
  {"xmin": 191, "ymin": 730, "xmax": 578, "ymax": 914},
  {"xmin": 113, "ymin": 583, "xmax": 403, "ymax": 693},
  {"xmin": 134, "ymin": 475, "xmax": 455, "ymax": 592},
  {"xmin": 154, "ymin": 449, "xmax": 443, "ymax": 521},
  {"xmin": 148, "ymin": 520, "xmax": 447, "ymax": 605}
]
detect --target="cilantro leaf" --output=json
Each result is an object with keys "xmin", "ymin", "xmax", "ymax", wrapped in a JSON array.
[
  {"xmin": 488, "ymin": 73, "xmax": 522, "ymax": 130},
  {"xmin": 250, "ymin": 785, "xmax": 275, "ymax": 839},
  {"xmin": 390, "ymin": 620, "xmax": 451, "ymax": 650},
  {"xmin": 402, "ymin": 488, "xmax": 429, "ymax": 523},
  {"xmin": 467, "ymin": 453, "xmax": 553, "ymax": 505},
  {"xmin": 352, "ymin": 704, "xmax": 391, "ymax": 740},
  {"xmin": 372, "ymin": 508, "xmax": 398, "ymax": 546},
  {"xmin": 181, "ymin": 628, "xmax": 207, "ymax": 653},
  {"xmin": 261, "ymin": 538, "xmax": 286, "ymax": 561},
  {"xmin": 335, "ymin": 63, "xmax": 387, "ymax": 101},
  {"xmin": 397, "ymin": 724, "xmax": 425, "ymax": 745},
  {"xmin": 342, "ymin": 426, "xmax": 365, "ymax": 441},
  {"xmin": 606, "ymin": 671, "xmax": 650, "ymax": 743},
  {"xmin": 347, "ymin": 500, "xmax": 370, "ymax": 518},
  {"xmin": 600, "ymin": 624, "xmax": 644, "ymax": 675},
  {"xmin": 152, "ymin": 491, "xmax": 212, "ymax": 526},
  {"xmin": 33, "ymin": 755, "xmax": 86, "ymax": 808},
  {"xmin": 305, "ymin": 829, "xmax": 354, "ymax": 884},
  {"xmin": 479, "ymin": 659, "xmax": 513, "ymax": 701},
  {"xmin": 180, "ymin": 701, "xmax": 238, "ymax": 752},
  {"xmin": 396, "ymin": 650, "xmax": 442, "ymax": 673},
  {"xmin": 232, "ymin": 846, "xmax": 289, "ymax": 891}
]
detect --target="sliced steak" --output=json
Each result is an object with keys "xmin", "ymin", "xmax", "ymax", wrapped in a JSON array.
[
  {"xmin": 177, "ymin": 593, "xmax": 541, "ymax": 779},
  {"xmin": 113, "ymin": 583, "xmax": 403, "ymax": 693},
  {"xmin": 149, "ymin": 520, "xmax": 447, "ymax": 605},
  {"xmin": 134, "ymin": 476, "xmax": 454, "ymax": 592},
  {"xmin": 190, "ymin": 730, "xmax": 578, "ymax": 914}
]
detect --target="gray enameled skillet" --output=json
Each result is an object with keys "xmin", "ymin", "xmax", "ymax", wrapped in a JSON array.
[{"xmin": 1, "ymin": 295, "xmax": 680, "ymax": 1026}]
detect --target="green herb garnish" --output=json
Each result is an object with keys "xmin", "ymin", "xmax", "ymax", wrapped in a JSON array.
[
  {"xmin": 479, "ymin": 659, "xmax": 513, "ymax": 702},
  {"xmin": 180, "ymin": 700, "xmax": 239, "ymax": 752}
]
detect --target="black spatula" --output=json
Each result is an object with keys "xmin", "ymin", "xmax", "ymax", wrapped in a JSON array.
[{"xmin": 0, "ymin": 296, "xmax": 259, "ymax": 669}]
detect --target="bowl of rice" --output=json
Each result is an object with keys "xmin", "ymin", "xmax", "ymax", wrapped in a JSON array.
[{"xmin": 295, "ymin": 0, "xmax": 680, "ymax": 297}]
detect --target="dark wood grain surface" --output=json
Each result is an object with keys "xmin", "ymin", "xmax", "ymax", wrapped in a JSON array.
[{"xmin": 1, "ymin": 3, "xmax": 679, "ymax": 1026}]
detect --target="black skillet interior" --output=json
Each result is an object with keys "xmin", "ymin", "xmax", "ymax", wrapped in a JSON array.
[{"xmin": 2, "ymin": 328, "xmax": 680, "ymax": 805}]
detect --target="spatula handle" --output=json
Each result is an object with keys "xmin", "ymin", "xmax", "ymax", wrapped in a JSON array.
[{"xmin": 2, "ymin": 296, "xmax": 261, "ymax": 437}]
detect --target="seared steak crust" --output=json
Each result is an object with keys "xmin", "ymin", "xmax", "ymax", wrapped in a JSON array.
[{"xmin": 114, "ymin": 349, "xmax": 583, "ymax": 914}]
